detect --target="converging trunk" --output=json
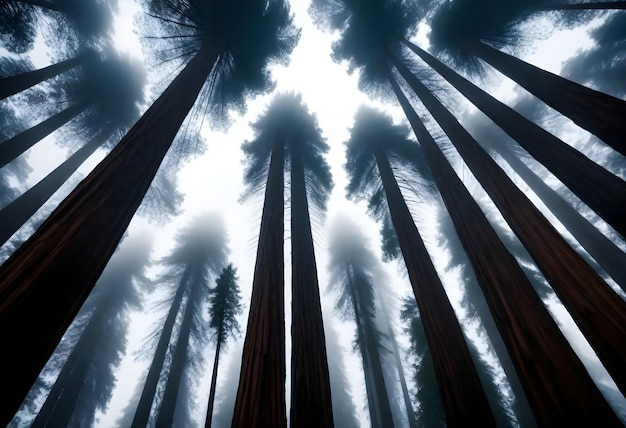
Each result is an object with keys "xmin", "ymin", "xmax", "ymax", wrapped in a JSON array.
[
  {"xmin": 374, "ymin": 150, "xmax": 494, "ymax": 427},
  {"xmin": 0, "ymin": 50, "xmax": 97, "ymax": 100},
  {"xmin": 403, "ymin": 40, "xmax": 626, "ymax": 239},
  {"xmin": 289, "ymin": 141, "xmax": 334, "ymax": 427},
  {"xmin": 232, "ymin": 135, "xmax": 286, "ymax": 428},
  {"xmin": 0, "ymin": 47, "xmax": 217, "ymax": 426},
  {"xmin": 470, "ymin": 40, "xmax": 626, "ymax": 158},
  {"xmin": 204, "ymin": 336, "xmax": 222, "ymax": 428},
  {"xmin": 392, "ymin": 57, "xmax": 626, "ymax": 402},
  {"xmin": 0, "ymin": 127, "xmax": 114, "ymax": 246},
  {"xmin": 0, "ymin": 99, "xmax": 91, "ymax": 168},
  {"xmin": 388, "ymin": 73, "xmax": 622, "ymax": 427}
]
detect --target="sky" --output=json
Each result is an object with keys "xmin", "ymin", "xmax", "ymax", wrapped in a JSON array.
[{"xmin": 3, "ymin": 1, "xmax": 626, "ymax": 427}]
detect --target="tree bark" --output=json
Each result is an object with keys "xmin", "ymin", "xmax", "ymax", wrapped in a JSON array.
[
  {"xmin": 205, "ymin": 336, "xmax": 222, "ymax": 428},
  {"xmin": 0, "ymin": 127, "xmax": 113, "ymax": 246},
  {"xmin": 131, "ymin": 268, "xmax": 192, "ymax": 428},
  {"xmin": 497, "ymin": 144, "xmax": 626, "ymax": 292},
  {"xmin": 232, "ymin": 135, "xmax": 286, "ymax": 428},
  {"xmin": 403, "ymin": 40, "xmax": 626, "ymax": 239},
  {"xmin": 0, "ymin": 50, "xmax": 96, "ymax": 101},
  {"xmin": 0, "ymin": 99, "xmax": 91, "ymax": 168},
  {"xmin": 388, "ymin": 73, "xmax": 622, "ymax": 427},
  {"xmin": 0, "ymin": 47, "xmax": 217, "ymax": 426},
  {"xmin": 471, "ymin": 40, "xmax": 626, "ymax": 159},
  {"xmin": 393, "ymin": 57, "xmax": 626, "ymax": 401},
  {"xmin": 374, "ymin": 150, "xmax": 494, "ymax": 427},
  {"xmin": 289, "ymin": 140, "xmax": 334, "ymax": 428}
]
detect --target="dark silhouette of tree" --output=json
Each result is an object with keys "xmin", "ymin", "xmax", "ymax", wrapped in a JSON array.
[
  {"xmin": 344, "ymin": 105, "xmax": 494, "ymax": 426},
  {"xmin": 205, "ymin": 263, "xmax": 242, "ymax": 428},
  {"xmin": 327, "ymin": 217, "xmax": 395, "ymax": 428},
  {"xmin": 27, "ymin": 230, "xmax": 154, "ymax": 427},
  {"xmin": 428, "ymin": 0, "xmax": 626, "ymax": 156},
  {"xmin": 402, "ymin": 38, "xmax": 626, "ymax": 239},
  {"xmin": 311, "ymin": 1, "xmax": 623, "ymax": 424},
  {"xmin": 0, "ymin": 51, "xmax": 147, "ymax": 246},
  {"xmin": 132, "ymin": 214, "xmax": 229, "ymax": 428},
  {"xmin": 236, "ymin": 92, "xmax": 334, "ymax": 427},
  {"xmin": 0, "ymin": 49, "xmax": 99, "ymax": 101},
  {"xmin": 0, "ymin": 1, "xmax": 297, "ymax": 423},
  {"xmin": 0, "ymin": 1, "xmax": 37, "ymax": 53}
]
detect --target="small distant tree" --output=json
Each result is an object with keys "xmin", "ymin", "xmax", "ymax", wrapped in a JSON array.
[{"xmin": 205, "ymin": 263, "xmax": 242, "ymax": 428}]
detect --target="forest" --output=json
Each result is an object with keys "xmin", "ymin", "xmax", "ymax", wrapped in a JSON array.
[{"xmin": 0, "ymin": 0, "xmax": 625, "ymax": 426}]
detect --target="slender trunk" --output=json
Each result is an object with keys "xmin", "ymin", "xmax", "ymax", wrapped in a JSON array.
[
  {"xmin": 131, "ymin": 268, "xmax": 192, "ymax": 428},
  {"xmin": 205, "ymin": 336, "xmax": 222, "ymax": 428},
  {"xmin": 0, "ymin": 50, "xmax": 96, "ymax": 100},
  {"xmin": 471, "ymin": 40, "xmax": 626, "ymax": 159},
  {"xmin": 345, "ymin": 266, "xmax": 384, "ymax": 428},
  {"xmin": 155, "ymin": 269, "xmax": 202, "ymax": 428},
  {"xmin": 31, "ymin": 307, "xmax": 106, "ymax": 427},
  {"xmin": 232, "ymin": 135, "xmax": 286, "ymax": 428},
  {"xmin": 0, "ymin": 127, "xmax": 113, "ymax": 246},
  {"xmin": 0, "ymin": 99, "xmax": 90, "ymax": 168},
  {"xmin": 403, "ymin": 40, "xmax": 626, "ymax": 239},
  {"xmin": 387, "ymin": 73, "xmax": 621, "ymax": 427},
  {"xmin": 374, "ymin": 151, "xmax": 494, "ymax": 427},
  {"xmin": 393, "ymin": 57, "xmax": 626, "ymax": 401},
  {"xmin": 498, "ymin": 145, "xmax": 626, "ymax": 292},
  {"xmin": 289, "ymin": 141, "xmax": 334, "ymax": 427},
  {"xmin": 0, "ymin": 46, "xmax": 217, "ymax": 426},
  {"xmin": 535, "ymin": 2, "xmax": 626, "ymax": 10}
]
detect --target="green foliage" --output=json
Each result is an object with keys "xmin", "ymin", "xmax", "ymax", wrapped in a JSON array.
[{"xmin": 209, "ymin": 263, "xmax": 243, "ymax": 346}]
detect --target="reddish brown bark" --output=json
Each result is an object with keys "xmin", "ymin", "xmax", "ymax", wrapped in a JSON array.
[
  {"xmin": 289, "ymin": 142, "xmax": 334, "ymax": 427},
  {"xmin": 232, "ymin": 136, "xmax": 286, "ymax": 428},
  {"xmin": 388, "ymin": 73, "xmax": 622, "ymax": 427},
  {"xmin": 0, "ymin": 47, "xmax": 217, "ymax": 425},
  {"xmin": 403, "ymin": 40, "xmax": 626, "ymax": 239},
  {"xmin": 393, "ymin": 57, "xmax": 626, "ymax": 401},
  {"xmin": 374, "ymin": 151, "xmax": 494, "ymax": 427},
  {"xmin": 472, "ymin": 41, "xmax": 626, "ymax": 159}
]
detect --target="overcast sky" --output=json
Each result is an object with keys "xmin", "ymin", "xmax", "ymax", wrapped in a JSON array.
[{"xmin": 5, "ymin": 1, "xmax": 626, "ymax": 427}]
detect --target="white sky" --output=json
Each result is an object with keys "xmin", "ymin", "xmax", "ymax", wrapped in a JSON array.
[{"xmin": 5, "ymin": 1, "xmax": 626, "ymax": 427}]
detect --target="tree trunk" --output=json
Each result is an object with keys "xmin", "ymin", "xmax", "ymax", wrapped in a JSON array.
[
  {"xmin": 232, "ymin": 135, "xmax": 286, "ymax": 428},
  {"xmin": 497, "ymin": 144, "xmax": 626, "ymax": 292},
  {"xmin": 0, "ymin": 47, "xmax": 217, "ymax": 426},
  {"xmin": 403, "ymin": 40, "xmax": 626, "ymax": 239},
  {"xmin": 289, "ymin": 140, "xmax": 334, "ymax": 428},
  {"xmin": 387, "ymin": 73, "xmax": 622, "ymax": 427},
  {"xmin": 345, "ymin": 266, "xmax": 386, "ymax": 428},
  {"xmin": 205, "ymin": 336, "xmax": 222, "ymax": 428},
  {"xmin": 0, "ymin": 127, "xmax": 113, "ymax": 246},
  {"xmin": 132, "ymin": 268, "xmax": 192, "ymax": 428},
  {"xmin": 471, "ymin": 40, "xmax": 626, "ymax": 159},
  {"xmin": 155, "ymin": 270, "xmax": 202, "ymax": 428},
  {"xmin": 0, "ymin": 50, "xmax": 96, "ymax": 100},
  {"xmin": 393, "ymin": 57, "xmax": 626, "ymax": 401},
  {"xmin": 535, "ymin": 2, "xmax": 626, "ymax": 10},
  {"xmin": 0, "ymin": 99, "xmax": 90, "ymax": 168},
  {"xmin": 374, "ymin": 150, "xmax": 494, "ymax": 427}
]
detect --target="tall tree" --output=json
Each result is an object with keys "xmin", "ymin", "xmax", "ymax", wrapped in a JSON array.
[
  {"xmin": 235, "ymin": 93, "xmax": 334, "ymax": 427},
  {"xmin": 326, "ymin": 217, "xmax": 395, "ymax": 428},
  {"xmin": 132, "ymin": 214, "xmax": 229, "ymax": 428},
  {"xmin": 311, "ymin": 0, "xmax": 623, "ymax": 424},
  {"xmin": 0, "ymin": 51, "xmax": 147, "ymax": 246},
  {"xmin": 402, "ymin": 38, "xmax": 626, "ymax": 238},
  {"xmin": 28, "ymin": 230, "xmax": 154, "ymax": 427},
  {"xmin": 428, "ymin": 0, "xmax": 626, "ymax": 156},
  {"xmin": 345, "ymin": 105, "xmax": 494, "ymax": 426},
  {"xmin": 0, "ymin": 1, "xmax": 297, "ymax": 423},
  {"xmin": 205, "ymin": 263, "xmax": 242, "ymax": 428}
]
